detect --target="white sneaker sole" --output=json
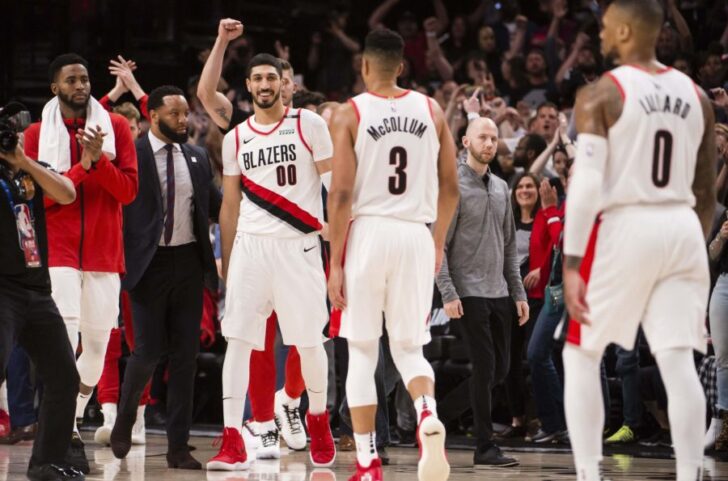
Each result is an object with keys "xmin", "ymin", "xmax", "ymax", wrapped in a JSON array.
[
  {"xmin": 94, "ymin": 426, "xmax": 112, "ymax": 446},
  {"xmin": 309, "ymin": 451, "xmax": 335, "ymax": 468},
  {"xmin": 206, "ymin": 460, "xmax": 251, "ymax": 471},
  {"xmin": 256, "ymin": 447, "xmax": 281, "ymax": 460},
  {"xmin": 417, "ymin": 417, "xmax": 450, "ymax": 481}
]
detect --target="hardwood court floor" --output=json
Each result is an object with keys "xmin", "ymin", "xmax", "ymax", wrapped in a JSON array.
[{"xmin": 1, "ymin": 434, "xmax": 728, "ymax": 480}]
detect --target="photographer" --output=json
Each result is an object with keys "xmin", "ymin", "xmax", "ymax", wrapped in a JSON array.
[{"xmin": 0, "ymin": 118, "xmax": 82, "ymax": 480}]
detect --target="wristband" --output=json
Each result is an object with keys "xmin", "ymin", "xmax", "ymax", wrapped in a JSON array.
[{"xmin": 467, "ymin": 112, "xmax": 480, "ymax": 122}]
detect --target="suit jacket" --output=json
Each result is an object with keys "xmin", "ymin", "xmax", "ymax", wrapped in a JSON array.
[{"xmin": 122, "ymin": 133, "xmax": 222, "ymax": 291}]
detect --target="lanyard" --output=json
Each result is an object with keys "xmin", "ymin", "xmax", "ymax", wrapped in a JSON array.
[{"xmin": 0, "ymin": 178, "xmax": 34, "ymax": 216}]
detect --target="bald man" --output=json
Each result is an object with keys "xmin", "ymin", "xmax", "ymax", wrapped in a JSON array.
[
  {"xmin": 562, "ymin": 1, "xmax": 716, "ymax": 480},
  {"xmin": 436, "ymin": 116, "xmax": 529, "ymax": 468}
]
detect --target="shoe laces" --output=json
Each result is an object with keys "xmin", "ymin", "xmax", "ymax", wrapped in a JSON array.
[
  {"xmin": 261, "ymin": 429, "xmax": 278, "ymax": 447},
  {"xmin": 283, "ymin": 404, "xmax": 303, "ymax": 435}
]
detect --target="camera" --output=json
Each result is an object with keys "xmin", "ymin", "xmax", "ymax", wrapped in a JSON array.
[
  {"xmin": 0, "ymin": 102, "xmax": 35, "ymax": 202},
  {"xmin": 0, "ymin": 102, "xmax": 31, "ymax": 153}
]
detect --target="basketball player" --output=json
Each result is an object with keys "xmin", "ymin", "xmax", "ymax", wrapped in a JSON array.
[
  {"xmin": 327, "ymin": 28, "xmax": 459, "ymax": 481},
  {"xmin": 562, "ymin": 1, "xmax": 716, "ymax": 480},
  {"xmin": 197, "ymin": 19, "xmax": 311, "ymax": 457},
  {"xmin": 208, "ymin": 53, "xmax": 335, "ymax": 471}
]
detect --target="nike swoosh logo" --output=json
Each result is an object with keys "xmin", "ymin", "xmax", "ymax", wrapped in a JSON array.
[
  {"xmin": 304, "ymin": 246, "xmax": 316, "ymax": 253},
  {"xmin": 243, "ymin": 137, "xmax": 255, "ymax": 144},
  {"xmin": 423, "ymin": 431, "xmax": 442, "ymax": 437}
]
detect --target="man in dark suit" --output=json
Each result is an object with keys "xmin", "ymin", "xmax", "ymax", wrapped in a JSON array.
[{"xmin": 110, "ymin": 85, "xmax": 221, "ymax": 469}]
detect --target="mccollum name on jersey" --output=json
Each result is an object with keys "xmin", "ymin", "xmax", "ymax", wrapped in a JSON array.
[
  {"xmin": 638, "ymin": 91, "xmax": 692, "ymax": 119},
  {"xmin": 366, "ymin": 115, "xmax": 429, "ymax": 141},
  {"xmin": 240, "ymin": 144, "xmax": 297, "ymax": 170}
]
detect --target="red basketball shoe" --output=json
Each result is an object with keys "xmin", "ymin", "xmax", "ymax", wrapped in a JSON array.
[
  {"xmin": 207, "ymin": 427, "xmax": 251, "ymax": 471},
  {"xmin": 306, "ymin": 410, "xmax": 336, "ymax": 467}
]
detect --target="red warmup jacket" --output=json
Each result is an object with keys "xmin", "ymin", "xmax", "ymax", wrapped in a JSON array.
[
  {"xmin": 24, "ymin": 114, "xmax": 139, "ymax": 273},
  {"xmin": 99, "ymin": 94, "xmax": 149, "ymax": 120},
  {"xmin": 528, "ymin": 203, "xmax": 565, "ymax": 299}
]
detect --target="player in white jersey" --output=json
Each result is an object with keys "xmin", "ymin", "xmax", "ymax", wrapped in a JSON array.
[
  {"xmin": 327, "ymin": 29, "xmax": 459, "ymax": 481},
  {"xmin": 208, "ymin": 53, "xmax": 336, "ymax": 471},
  {"xmin": 562, "ymin": 1, "xmax": 716, "ymax": 480}
]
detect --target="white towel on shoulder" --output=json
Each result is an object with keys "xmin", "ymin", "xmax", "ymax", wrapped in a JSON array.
[{"xmin": 38, "ymin": 96, "xmax": 116, "ymax": 172}]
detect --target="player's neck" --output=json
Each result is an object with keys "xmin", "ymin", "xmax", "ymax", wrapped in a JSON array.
[
  {"xmin": 366, "ymin": 79, "xmax": 406, "ymax": 98},
  {"xmin": 618, "ymin": 50, "xmax": 658, "ymax": 70},
  {"xmin": 253, "ymin": 102, "xmax": 287, "ymax": 125},
  {"xmin": 467, "ymin": 156, "xmax": 489, "ymax": 177}
]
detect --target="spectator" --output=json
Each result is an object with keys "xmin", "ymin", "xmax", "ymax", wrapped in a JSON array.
[
  {"xmin": 368, "ymin": 0, "xmax": 449, "ymax": 82},
  {"xmin": 437, "ymin": 117, "xmax": 528, "ymax": 467},
  {"xmin": 500, "ymin": 172, "xmax": 542, "ymax": 439},
  {"xmin": 604, "ymin": 342, "xmax": 642, "ymax": 445},
  {"xmin": 102, "ymin": 56, "xmax": 149, "ymax": 120},
  {"xmin": 706, "ymin": 207, "xmax": 728, "ymax": 450},
  {"xmin": 698, "ymin": 47, "xmax": 727, "ymax": 90},
  {"xmin": 307, "ymin": 9, "xmax": 360, "ymax": 99},
  {"xmin": 519, "ymin": 48, "xmax": 557, "ymax": 109},
  {"xmin": 513, "ymin": 133, "xmax": 548, "ymax": 173},
  {"xmin": 23, "ymin": 52, "xmax": 139, "ymax": 475},
  {"xmin": 556, "ymin": 34, "xmax": 601, "ymax": 107},
  {"xmin": 526, "ymin": 178, "xmax": 567, "ymax": 443},
  {"xmin": 530, "ymin": 101, "xmax": 559, "ymax": 141},
  {"xmin": 292, "ymin": 89, "xmax": 327, "ymax": 111},
  {"xmin": 424, "ymin": 17, "xmax": 454, "ymax": 83}
]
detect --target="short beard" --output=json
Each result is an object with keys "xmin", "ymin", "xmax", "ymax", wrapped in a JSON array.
[
  {"xmin": 58, "ymin": 92, "xmax": 89, "ymax": 113},
  {"xmin": 158, "ymin": 119, "xmax": 189, "ymax": 144},
  {"xmin": 468, "ymin": 144, "xmax": 494, "ymax": 165},
  {"xmin": 253, "ymin": 90, "xmax": 281, "ymax": 109}
]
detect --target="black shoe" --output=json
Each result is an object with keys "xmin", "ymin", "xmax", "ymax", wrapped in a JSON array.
[
  {"xmin": 494, "ymin": 425, "xmax": 527, "ymax": 440},
  {"xmin": 110, "ymin": 409, "xmax": 135, "ymax": 459},
  {"xmin": 166, "ymin": 448, "xmax": 202, "ymax": 470},
  {"xmin": 474, "ymin": 445, "xmax": 519, "ymax": 467},
  {"xmin": 639, "ymin": 429, "xmax": 672, "ymax": 448},
  {"xmin": 145, "ymin": 404, "xmax": 166, "ymax": 427},
  {"xmin": 65, "ymin": 433, "xmax": 90, "ymax": 474},
  {"xmin": 27, "ymin": 463, "xmax": 85, "ymax": 481},
  {"xmin": 529, "ymin": 428, "xmax": 559, "ymax": 444},
  {"xmin": 396, "ymin": 426, "xmax": 416, "ymax": 447},
  {"xmin": 377, "ymin": 446, "xmax": 390, "ymax": 466},
  {"xmin": 0, "ymin": 422, "xmax": 37, "ymax": 445}
]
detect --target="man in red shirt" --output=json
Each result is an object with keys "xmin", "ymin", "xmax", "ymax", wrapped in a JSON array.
[{"xmin": 23, "ymin": 53, "xmax": 138, "ymax": 474}]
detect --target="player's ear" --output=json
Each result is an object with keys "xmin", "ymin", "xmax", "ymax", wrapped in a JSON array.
[
  {"xmin": 396, "ymin": 62, "xmax": 404, "ymax": 77},
  {"xmin": 616, "ymin": 22, "xmax": 631, "ymax": 44},
  {"xmin": 462, "ymin": 135, "xmax": 470, "ymax": 148},
  {"xmin": 50, "ymin": 82, "xmax": 58, "ymax": 96},
  {"xmin": 245, "ymin": 78, "xmax": 252, "ymax": 93}
]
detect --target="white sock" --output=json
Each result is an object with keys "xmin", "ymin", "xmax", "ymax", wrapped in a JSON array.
[
  {"xmin": 414, "ymin": 395, "xmax": 437, "ymax": 421},
  {"xmin": 76, "ymin": 391, "xmax": 92, "ymax": 420},
  {"xmin": 222, "ymin": 339, "xmax": 254, "ymax": 432},
  {"xmin": 298, "ymin": 344, "xmax": 328, "ymax": 415},
  {"xmin": 136, "ymin": 405, "xmax": 146, "ymax": 423},
  {"xmin": 278, "ymin": 389, "xmax": 299, "ymax": 406},
  {"xmin": 260, "ymin": 419, "xmax": 277, "ymax": 434},
  {"xmin": 354, "ymin": 431, "xmax": 378, "ymax": 468},
  {"xmin": 563, "ymin": 345, "xmax": 604, "ymax": 481},
  {"xmin": 655, "ymin": 348, "xmax": 705, "ymax": 481},
  {"xmin": 0, "ymin": 381, "xmax": 7, "ymax": 412},
  {"xmin": 101, "ymin": 403, "xmax": 117, "ymax": 423}
]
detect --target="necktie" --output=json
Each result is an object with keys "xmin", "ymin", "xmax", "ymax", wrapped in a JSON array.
[{"xmin": 163, "ymin": 144, "xmax": 175, "ymax": 245}]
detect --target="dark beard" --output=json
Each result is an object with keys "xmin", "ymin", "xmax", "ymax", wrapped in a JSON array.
[
  {"xmin": 252, "ymin": 90, "xmax": 281, "ymax": 109},
  {"xmin": 468, "ymin": 144, "xmax": 493, "ymax": 165},
  {"xmin": 58, "ymin": 92, "xmax": 89, "ymax": 112},
  {"xmin": 158, "ymin": 119, "xmax": 189, "ymax": 144}
]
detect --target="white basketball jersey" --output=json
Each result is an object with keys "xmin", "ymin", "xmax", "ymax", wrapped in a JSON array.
[
  {"xmin": 601, "ymin": 65, "xmax": 704, "ymax": 211},
  {"xmin": 350, "ymin": 91, "xmax": 440, "ymax": 223},
  {"xmin": 221, "ymin": 107, "xmax": 333, "ymax": 238}
]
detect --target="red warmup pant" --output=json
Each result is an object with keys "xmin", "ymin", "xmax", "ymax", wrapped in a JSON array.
[
  {"xmin": 248, "ymin": 313, "xmax": 306, "ymax": 422},
  {"xmin": 96, "ymin": 291, "xmax": 151, "ymax": 406}
]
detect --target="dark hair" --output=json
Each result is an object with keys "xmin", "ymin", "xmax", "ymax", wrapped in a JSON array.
[
  {"xmin": 537, "ymin": 101, "xmax": 558, "ymax": 114},
  {"xmin": 292, "ymin": 89, "xmax": 326, "ymax": 109},
  {"xmin": 246, "ymin": 53, "xmax": 283, "ymax": 79},
  {"xmin": 522, "ymin": 133, "xmax": 548, "ymax": 157},
  {"xmin": 610, "ymin": 0, "xmax": 664, "ymax": 33},
  {"xmin": 364, "ymin": 28, "xmax": 405, "ymax": 71},
  {"xmin": 510, "ymin": 172, "xmax": 541, "ymax": 222},
  {"xmin": 49, "ymin": 53, "xmax": 88, "ymax": 83},
  {"xmin": 148, "ymin": 85, "xmax": 185, "ymax": 111}
]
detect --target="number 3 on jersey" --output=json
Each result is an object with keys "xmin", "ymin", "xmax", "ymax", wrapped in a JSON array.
[
  {"xmin": 389, "ymin": 146, "xmax": 407, "ymax": 195},
  {"xmin": 652, "ymin": 130, "xmax": 672, "ymax": 188}
]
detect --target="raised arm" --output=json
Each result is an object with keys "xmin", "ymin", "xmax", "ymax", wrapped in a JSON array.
[
  {"xmin": 666, "ymin": 0, "xmax": 694, "ymax": 53},
  {"xmin": 693, "ymin": 87, "xmax": 717, "ymax": 238},
  {"xmin": 198, "ymin": 19, "xmax": 244, "ymax": 130},
  {"xmin": 369, "ymin": 0, "xmax": 399, "ymax": 30}
]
